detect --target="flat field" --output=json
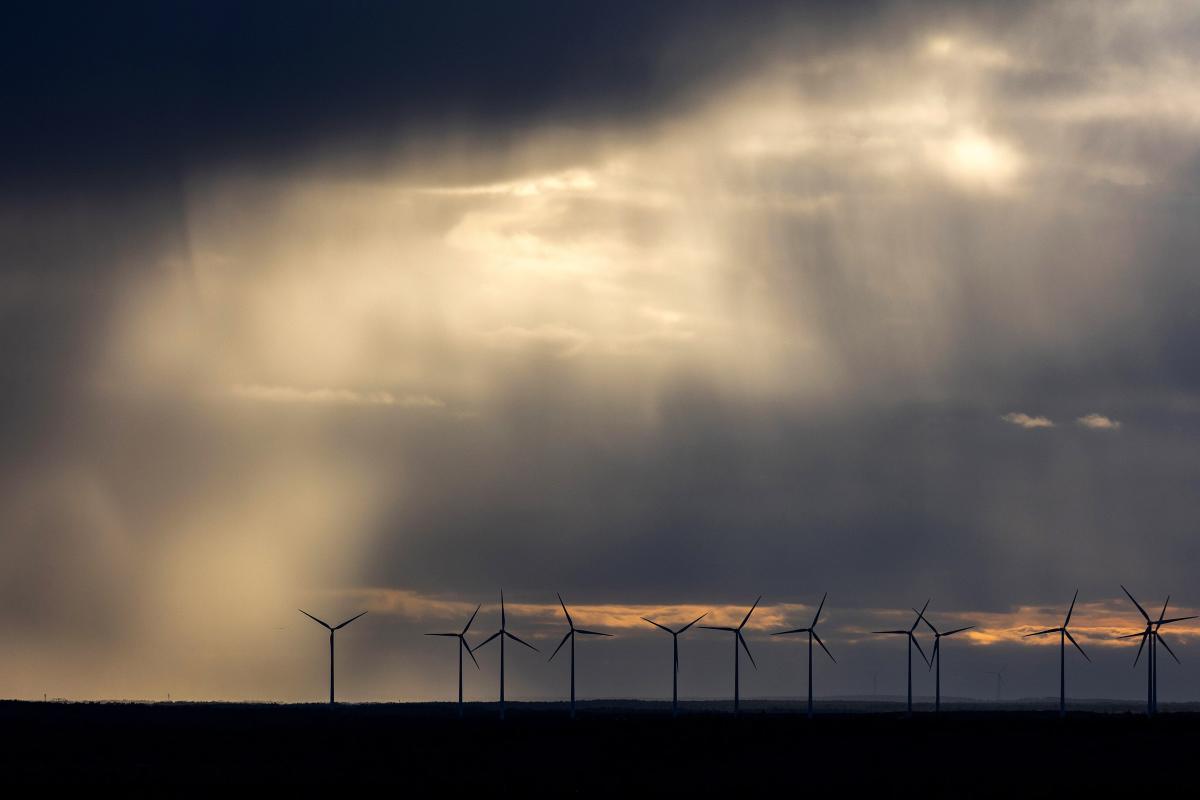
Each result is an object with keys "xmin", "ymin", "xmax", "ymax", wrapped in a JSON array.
[{"xmin": 1, "ymin": 700, "xmax": 1192, "ymax": 790}]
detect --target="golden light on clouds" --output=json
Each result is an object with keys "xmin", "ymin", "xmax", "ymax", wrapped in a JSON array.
[
  {"xmin": 104, "ymin": 8, "xmax": 1182, "ymax": 428},
  {"xmin": 339, "ymin": 590, "xmax": 1200, "ymax": 651},
  {"xmin": 339, "ymin": 588, "xmax": 800, "ymax": 633},
  {"xmin": 12, "ymin": 0, "xmax": 1194, "ymax": 704},
  {"xmin": 939, "ymin": 130, "xmax": 1023, "ymax": 191}
]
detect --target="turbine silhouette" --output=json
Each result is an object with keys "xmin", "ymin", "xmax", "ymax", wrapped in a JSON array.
[
  {"xmin": 298, "ymin": 609, "xmax": 367, "ymax": 704},
  {"xmin": 473, "ymin": 590, "xmax": 539, "ymax": 720},
  {"xmin": 1117, "ymin": 586, "xmax": 1196, "ymax": 715},
  {"xmin": 1023, "ymin": 590, "xmax": 1089, "ymax": 718},
  {"xmin": 872, "ymin": 599, "xmax": 930, "ymax": 717},
  {"xmin": 642, "ymin": 611, "xmax": 707, "ymax": 717},
  {"xmin": 770, "ymin": 592, "xmax": 835, "ymax": 719},
  {"xmin": 424, "ymin": 604, "xmax": 482, "ymax": 718},
  {"xmin": 983, "ymin": 667, "xmax": 1007, "ymax": 703},
  {"xmin": 916, "ymin": 609, "xmax": 973, "ymax": 713},
  {"xmin": 549, "ymin": 593, "xmax": 612, "ymax": 719},
  {"xmin": 701, "ymin": 596, "xmax": 761, "ymax": 715}
]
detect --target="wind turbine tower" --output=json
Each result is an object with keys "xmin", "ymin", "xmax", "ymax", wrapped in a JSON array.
[
  {"xmin": 872, "ymin": 599, "xmax": 931, "ymax": 717},
  {"xmin": 1023, "ymin": 590, "xmax": 1089, "ymax": 718},
  {"xmin": 917, "ymin": 609, "xmax": 974, "ymax": 713},
  {"xmin": 298, "ymin": 609, "xmax": 368, "ymax": 704},
  {"xmin": 770, "ymin": 592, "xmax": 835, "ymax": 719},
  {"xmin": 701, "ymin": 596, "xmax": 761, "ymax": 715},
  {"xmin": 425, "ymin": 604, "xmax": 482, "ymax": 717},
  {"xmin": 549, "ymin": 593, "xmax": 612, "ymax": 719},
  {"xmin": 642, "ymin": 611, "xmax": 708, "ymax": 717},
  {"xmin": 474, "ymin": 591, "xmax": 539, "ymax": 720},
  {"xmin": 1118, "ymin": 586, "xmax": 1196, "ymax": 715}
]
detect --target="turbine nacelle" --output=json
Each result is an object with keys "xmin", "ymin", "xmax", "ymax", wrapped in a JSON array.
[
  {"xmin": 549, "ymin": 592, "xmax": 613, "ymax": 662},
  {"xmin": 871, "ymin": 599, "xmax": 932, "ymax": 666},
  {"xmin": 770, "ymin": 592, "xmax": 835, "ymax": 663},
  {"xmin": 1023, "ymin": 590, "xmax": 1090, "ymax": 662},
  {"xmin": 916, "ymin": 609, "xmax": 975, "ymax": 667},
  {"xmin": 299, "ymin": 609, "xmax": 368, "ymax": 631},
  {"xmin": 700, "ymin": 595, "xmax": 761, "ymax": 670},
  {"xmin": 425, "ymin": 603, "xmax": 483, "ymax": 670}
]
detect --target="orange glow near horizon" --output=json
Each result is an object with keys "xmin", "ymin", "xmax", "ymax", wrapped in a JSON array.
[{"xmin": 336, "ymin": 588, "xmax": 1200, "ymax": 648}]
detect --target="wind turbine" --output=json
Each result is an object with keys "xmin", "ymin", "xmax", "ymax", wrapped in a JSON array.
[
  {"xmin": 642, "ymin": 611, "xmax": 708, "ymax": 717},
  {"xmin": 872, "ymin": 599, "xmax": 930, "ymax": 717},
  {"xmin": 701, "ymin": 596, "xmax": 761, "ymax": 715},
  {"xmin": 549, "ymin": 593, "xmax": 612, "ymax": 719},
  {"xmin": 983, "ymin": 667, "xmax": 1006, "ymax": 703},
  {"xmin": 916, "ymin": 610, "xmax": 973, "ymax": 713},
  {"xmin": 1023, "ymin": 590, "xmax": 1089, "ymax": 718},
  {"xmin": 770, "ymin": 592, "xmax": 835, "ymax": 719},
  {"xmin": 298, "ymin": 609, "xmax": 367, "ymax": 704},
  {"xmin": 473, "ymin": 591, "xmax": 539, "ymax": 720},
  {"xmin": 424, "ymin": 604, "xmax": 482, "ymax": 718},
  {"xmin": 1118, "ymin": 586, "xmax": 1196, "ymax": 715}
]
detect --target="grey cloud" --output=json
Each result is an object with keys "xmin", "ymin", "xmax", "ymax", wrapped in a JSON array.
[{"xmin": 3, "ymin": 0, "xmax": 1200, "ymax": 702}]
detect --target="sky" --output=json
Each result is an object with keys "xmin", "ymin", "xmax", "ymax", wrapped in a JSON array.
[{"xmin": 3, "ymin": 1, "xmax": 1200, "ymax": 704}]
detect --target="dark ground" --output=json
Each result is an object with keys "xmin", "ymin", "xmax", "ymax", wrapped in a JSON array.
[{"xmin": 1, "ymin": 700, "xmax": 1193, "ymax": 791}]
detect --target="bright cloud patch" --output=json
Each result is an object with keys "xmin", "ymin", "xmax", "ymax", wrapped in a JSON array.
[
  {"xmin": 937, "ymin": 130, "xmax": 1024, "ymax": 191},
  {"xmin": 1000, "ymin": 412, "xmax": 1054, "ymax": 429},
  {"xmin": 1076, "ymin": 413, "xmax": 1122, "ymax": 431},
  {"xmin": 230, "ymin": 385, "xmax": 444, "ymax": 408}
]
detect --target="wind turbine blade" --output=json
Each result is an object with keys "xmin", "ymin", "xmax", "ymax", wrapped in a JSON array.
[
  {"xmin": 557, "ymin": 593, "xmax": 573, "ymax": 628},
  {"xmin": 425, "ymin": 633, "xmax": 459, "ymax": 637},
  {"xmin": 475, "ymin": 630, "xmax": 502, "ymax": 650},
  {"xmin": 678, "ymin": 612, "xmax": 709, "ymax": 634},
  {"xmin": 914, "ymin": 609, "xmax": 937, "ymax": 635},
  {"xmin": 700, "ymin": 626, "xmax": 737, "ymax": 632},
  {"xmin": 1024, "ymin": 628, "xmax": 1059, "ymax": 637},
  {"xmin": 911, "ymin": 599, "xmax": 931, "ymax": 632},
  {"xmin": 462, "ymin": 604, "xmax": 482, "ymax": 636},
  {"xmin": 465, "ymin": 639, "xmax": 481, "ymax": 669},
  {"xmin": 575, "ymin": 629, "xmax": 611, "ymax": 637},
  {"xmin": 771, "ymin": 628, "xmax": 808, "ymax": 636},
  {"xmin": 505, "ymin": 631, "xmax": 540, "ymax": 652},
  {"xmin": 298, "ymin": 610, "xmax": 332, "ymax": 629},
  {"xmin": 739, "ymin": 631, "xmax": 757, "ymax": 670},
  {"xmin": 1064, "ymin": 629, "xmax": 1090, "ymax": 662},
  {"xmin": 812, "ymin": 592, "xmax": 827, "ymax": 627},
  {"xmin": 1132, "ymin": 630, "xmax": 1147, "ymax": 666},
  {"xmin": 1158, "ymin": 615, "xmax": 1199, "ymax": 626},
  {"xmin": 911, "ymin": 634, "xmax": 930, "ymax": 666},
  {"xmin": 739, "ymin": 596, "xmax": 763, "ymax": 630},
  {"xmin": 943, "ymin": 626, "xmax": 975, "ymax": 637},
  {"xmin": 1156, "ymin": 596, "xmax": 1170, "ymax": 625},
  {"xmin": 1064, "ymin": 589, "xmax": 1079, "ymax": 627},
  {"xmin": 334, "ymin": 610, "xmax": 368, "ymax": 629},
  {"xmin": 812, "ymin": 630, "xmax": 835, "ymax": 663},
  {"xmin": 1121, "ymin": 585, "xmax": 1150, "ymax": 622},
  {"xmin": 928, "ymin": 638, "xmax": 939, "ymax": 671},
  {"xmin": 1157, "ymin": 633, "xmax": 1181, "ymax": 664},
  {"xmin": 1115, "ymin": 632, "xmax": 1145, "ymax": 639},
  {"xmin": 549, "ymin": 631, "xmax": 572, "ymax": 662},
  {"xmin": 643, "ymin": 617, "xmax": 674, "ymax": 634},
  {"xmin": 500, "ymin": 590, "xmax": 506, "ymax": 628}
]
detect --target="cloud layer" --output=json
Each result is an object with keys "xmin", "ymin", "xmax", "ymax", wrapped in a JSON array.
[{"xmin": 3, "ymin": 1, "xmax": 1200, "ymax": 702}]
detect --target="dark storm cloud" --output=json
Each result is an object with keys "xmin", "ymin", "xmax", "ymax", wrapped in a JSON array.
[
  {"xmin": 3, "ymin": 0, "xmax": 1200, "ymax": 703},
  {"xmin": 365, "ymin": 385, "xmax": 1200, "ymax": 607},
  {"xmin": 2, "ymin": 0, "xmax": 901, "ymax": 194}
]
